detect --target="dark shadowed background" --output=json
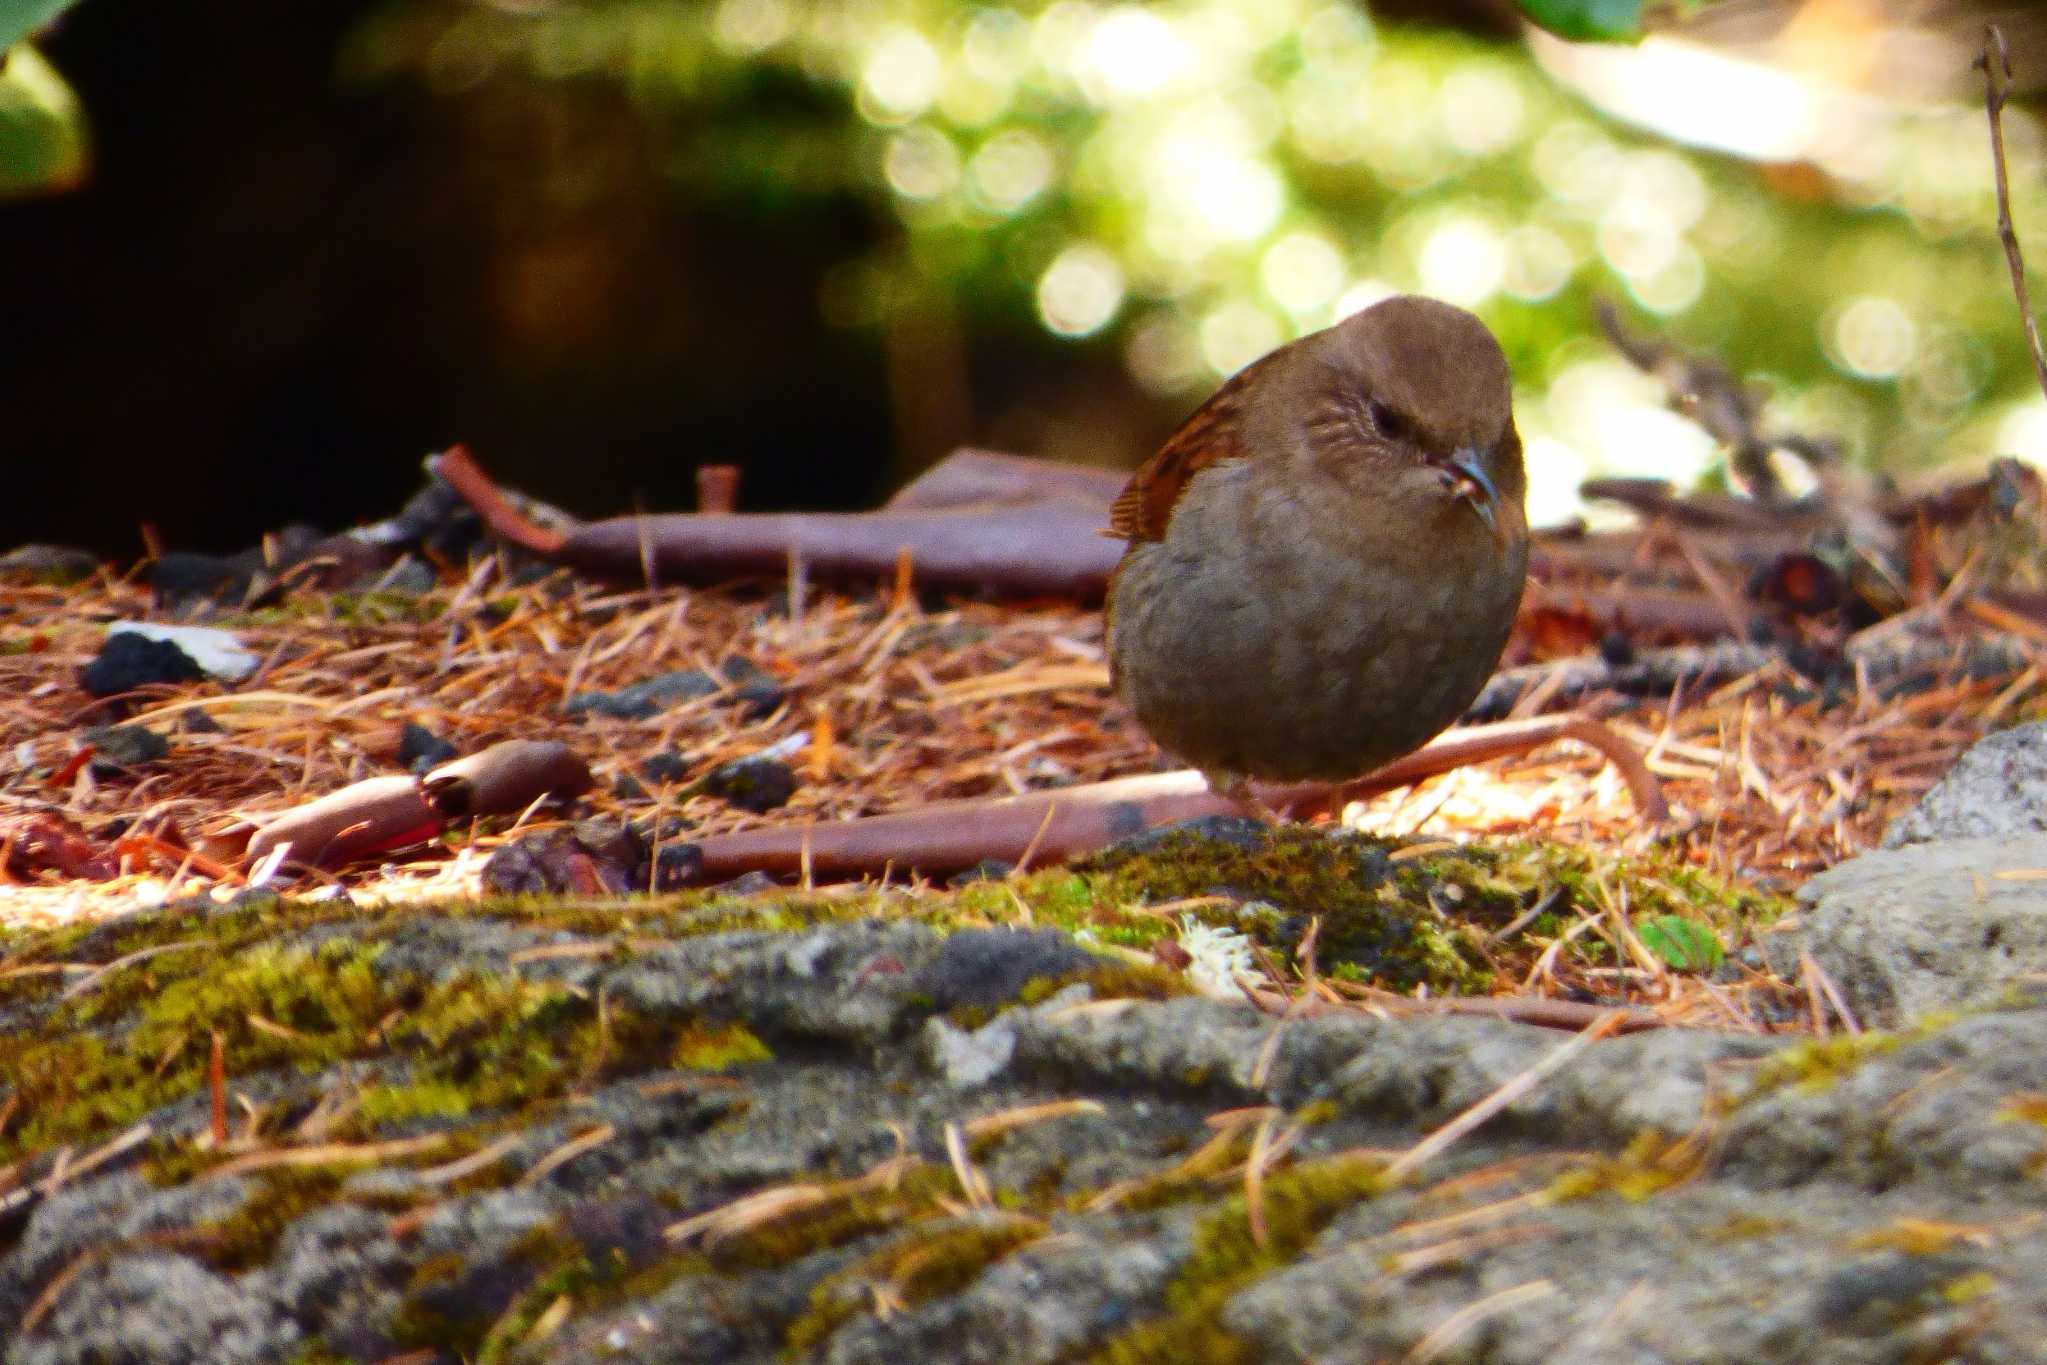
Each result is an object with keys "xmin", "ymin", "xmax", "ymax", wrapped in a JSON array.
[{"xmin": 5, "ymin": 0, "xmax": 2047, "ymax": 557}]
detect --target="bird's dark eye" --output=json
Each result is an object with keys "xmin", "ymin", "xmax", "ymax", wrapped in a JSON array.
[{"xmin": 1367, "ymin": 400, "xmax": 1412, "ymax": 442}]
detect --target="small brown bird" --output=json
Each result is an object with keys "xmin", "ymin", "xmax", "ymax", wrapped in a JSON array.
[{"xmin": 1106, "ymin": 295, "xmax": 1529, "ymax": 805}]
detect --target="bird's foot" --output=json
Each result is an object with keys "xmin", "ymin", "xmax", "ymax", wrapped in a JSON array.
[{"xmin": 1204, "ymin": 771, "xmax": 1298, "ymax": 825}]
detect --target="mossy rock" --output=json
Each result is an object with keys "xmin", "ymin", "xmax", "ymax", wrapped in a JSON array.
[{"xmin": 1079, "ymin": 825, "xmax": 1511, "ymax": 993}]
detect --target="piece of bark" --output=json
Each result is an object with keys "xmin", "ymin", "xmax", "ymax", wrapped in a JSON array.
[
  {"xmin": 687, "ymin": 714, "xmax": 1666, "ymax": 885},
  {"xmin": 431, "ymin": 446, "xmax": 1123, "ymax": 600},
  {"xmin": 1, "ymin": 812, "xmax": 119, "ymax": 882},
  {"xmin": 1521, "ymin": 583, "xmax": 1743, "ymax": 642},
  {"xmin": 696, "ymin": 465, "xmax": 740, "ymax": 514},
  {"xmin": 243, "ymin": 775, "xmax": 440, "ymax": 870},
  {"xmin": 420, "ymin": 740, "xmax": 594, "ymax": 819},
  {"xmin": 1885, "ymin": 456, "xmax": 2040, "ymax": 525},
  {"xmin": 1530, "ymin": 526, "xmax": 1825, "ymax": 582},
  {"xmin": 1579, "ymin": 478, "xmax": 1824, "ymax": 534},
  {"xmin": 883, "ymin": 448, "xmax": 1127, "ymax": 511},
  {"xmin": 1470, "ymin": 642, "xmax": 1782, "ymax": 720}
]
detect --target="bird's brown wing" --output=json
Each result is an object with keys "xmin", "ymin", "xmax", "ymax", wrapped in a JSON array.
[{"xmin": 1107, "ymin": 353, "xmax": 1272, "ymax": 544}]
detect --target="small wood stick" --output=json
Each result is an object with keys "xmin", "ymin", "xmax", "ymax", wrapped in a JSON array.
[
  {"xmin": 893, "ymin": 544, "xmax": 916, "ymax": 612},
  {"xmin": 696, "ymin": 464, "xmax": 740, "ymax": 514},
  {"xmin": 1011, "ymin": 800, "xmax": 1060, "ymax": 878},
  {"xmin": 1980, "ymin": 26, "xmax": 2047, "ymax": 403},
  {"xmin": 209, "ymin": 1032, "xmax": 228, "ymax": 1147},
  {"xmin": 1244, "ymin": 1110, "xmax": 1279, "ymax": 1249}
]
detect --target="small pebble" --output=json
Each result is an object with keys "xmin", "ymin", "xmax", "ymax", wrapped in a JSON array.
[
  {"xmin": 84, "ymin": 723, "xmax": 169, "ymax": 774},
  {"xmin": 639, "ymin": 752, "xmax": 692, "ymax": 785},
  {"xmin": 703, "ymin": 756, "xmax": 797, "ymax": 813},
  {"xmin": 79, "ymin": 633, "xmax": 205, "ymax": 697},
  {"xmin": 397, "ymin": 722, "xmax": 459, "ymax": 774}
]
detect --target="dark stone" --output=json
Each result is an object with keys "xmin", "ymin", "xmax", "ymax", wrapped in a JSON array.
[
  {"xmin": 482, "ymin": 820, "xmax": 655, "ymax": 895},
  {"xmin": 564, "ymin": 657, "xmax": 786, "ymax": 721},
  {"xmin": 651, "ymin": 843, "xmax": 704, "ymax": 891},
  {"xmin": 948, "ymin": 859, "xmax": 1016, "ymax": 887},
  {"xmin": 351, "ymin": 557, "xmax": 437, "ymax": 595},
  {"xmin": 912, "ymin": 928, "xmax": 1099, "ymax": 1011},
  {"xmin": 563, "ymin": 669, "xmax": 722, "ymax": 720},
  {"xmin": 84, "ymin": 724, "xmax": 170, "ymax": 774},
  {"xmin": 0, "ymin": 544, "xmax": 99, "ymax": 583},
  {"xmin": 78, "ymin": 632, "xmax": 205, "ymax": 697},
  {"xmin": 396, "ymin": 723, "xmax": 458, "ymax": 774},
  {"xmin": 731, "ymin": 680, "xmax": 788, "ymax": 719},
  {"xmin": 560, "ymin": 1197, "xmax": 672, "ymax": 1270},
  {"xmin": 639, "ymin": 751, "xmax": 692, "ymax": 785},
  {"xmin": 1101, "ymin": 814, "xmax": 1270, "ymax": 858},
  {"xmin": 703, "ymin": 756, "xmax": 797, "ymax": 813},
  {"xmin": 484, "ymin": 829, "xmax": 597, "ymax": 895},
  {"xmin": 573, "ymin": 817, "xmax": 647, "ymax": 870},
  {"xmin": 145, "ymin": 551, "xmax": 251, "ymax": 607},
  {"xmin": 719, "ymin": 654, "xmax": 787, "ymax": 718},
  {"xmin": 1814, "ymin": 1253, "xmax": 1984, "ymax": 1331},
  {"xmin": 705, "ymin": 870, "xmax": 779, "ymax": 897}
]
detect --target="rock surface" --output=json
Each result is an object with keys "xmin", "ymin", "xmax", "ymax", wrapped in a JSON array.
[
  {"xmin": 1883, "ymin": 720, "xmax": 2047, "ymax": 848},
  {"xmin": 1775, "ymin": 833, "xmax": 2047, "ymax": 1028},
  {"xmin": 8, "ymin": 902, "xmax": 2047, "ymax": 1363}
]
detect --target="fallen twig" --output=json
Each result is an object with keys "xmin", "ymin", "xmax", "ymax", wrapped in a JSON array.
[
  {"xmin": 433, "ymin": 446, "xmax": 1123, "ymax": 600},
  {"xmin": 687, "ymin": 713, "xmax": 1666, "ymax": 885},
  {"xmin": 1980, "ymin": 25, "xmax": 2047, "ymax": 404}
]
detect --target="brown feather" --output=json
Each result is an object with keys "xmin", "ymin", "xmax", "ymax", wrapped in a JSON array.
[{"xmin": 1108, "ymin": 354, "xmax": 1275, "ymax": 544}]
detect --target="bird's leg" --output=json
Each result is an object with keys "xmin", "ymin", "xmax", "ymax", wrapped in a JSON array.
[{"xmin": 1203, "ymin": 771, "xmax": 1297, "ymax": 825}]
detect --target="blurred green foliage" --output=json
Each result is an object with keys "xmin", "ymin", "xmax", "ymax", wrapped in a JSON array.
[
  {"xmin": 0, "ymin": 0, "xmax": 72, "ymax": 51},
  {"xmin": 348, "ymin": 0, "xmax": 2047, "ymax": 506},
  {"xmin": 0, "ymin": 0, "xmax": 85, "ymax": 197},
  {"xmin": 1512, "ymin": 0, "xmax": 1645, "ymax": 43}
]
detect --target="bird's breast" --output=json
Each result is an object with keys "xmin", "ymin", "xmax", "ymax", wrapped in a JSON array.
[{"xmin": 1107, "ymin": 463, "xmax": 1525, "ymax": 783}]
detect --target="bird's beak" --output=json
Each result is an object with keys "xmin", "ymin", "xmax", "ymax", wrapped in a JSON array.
[{"xmin": 1447, "ymin": 447, "xmax": 1509, "ymax": 548}]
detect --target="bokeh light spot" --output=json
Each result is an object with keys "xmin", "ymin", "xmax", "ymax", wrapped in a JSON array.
[
  {"xmin": 1826, "ymin": 297, "xmax": 1917, "ymax": 379},
  {"xmin": 1081, "ymin": 8, "xmax": 1187, "ymax": 102},
  {"xmin": 1198, "ymin": 158, "xmax": 1284, "ymax": 241},
  {"xmin": 712, "ymin": 0, "xmax": 794, "ymax": 55},
  {"xmin": 968, "ymin": 129, "xmax": 1054, "ymax": 214},
  {"xmin": 1997, "ymin": 399, "xmax": 2047, "ymax": 467},
  {"xmin": 1126, "ymin": 310, "xmax": 1206, "ymax": 395},
  {"xmin": 963, "ymin": 8, "xmax": 1031, "ymax": 83},
  {"xmin": 1038, "ymin": 244, "xmax": 1126, "ymax": 337},
  {"xmin": 1627, "ymin": 244, "xmax": 1704, "ymax": 315},
  {"xmin": 1521, "ymin": 435, "xmax": 1588, "ymax": 529},
  {"xmin": 1531, "ymin": 120, "xmax": 1619, "ymax": 210},
  {"xmin": 1438, "ymin": 64, "xmax": 1524, "ymax": 156},
  {"xmin": 1502, "ymin": 224, "xmax": 1575, "ymax": 301},
  {"xmin": 1199, "ymin": 301, "xmax": 1283, "ymax": 375},
  {"xmin": 1333, "ymin": 279, "xmax": 1394, "ymax": 319},
  {"xmin": 884, "ymin": 125, "xmax": 960, "ymax": 201},
  {"xmin": 1596, "ymin": 197, "xmax": 1678, "ymax": 280},
  {"xmin": 861, "ymin": 28, "xmax": 942, "ymax": 124},
  {"xmin": 1418, "ymin": 218, "xmax": 1504, "ymax": 306},
  {"xmin": 1260, "ymin": 231, "xmax": 1345, "ymax": 316}
]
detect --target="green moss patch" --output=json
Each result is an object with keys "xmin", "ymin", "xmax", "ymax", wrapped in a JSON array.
[
  {"xmin": 1069, "ymin": 825, "xmax": 1788, "ymax": 997},
  {"xmin": 1087, "ymin": 1150, "xmax": 1392, "ymax": 1364},
  {"xmin": 786, "ymin": 1212, "xmax": 1047, "ymax": 1353},
  {"xmin": 1745, "ymin": 1032, "xmax": 1908, "ymax": 1100},
  {"xmin": 671, "ymin": 1020, "xmax": 774, "ymax": 1071}
]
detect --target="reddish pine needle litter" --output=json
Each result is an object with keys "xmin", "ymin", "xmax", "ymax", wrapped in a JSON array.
[{"xmin": 6, "ymin": 457, "xmax": 2047, "ymax": 1045}]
